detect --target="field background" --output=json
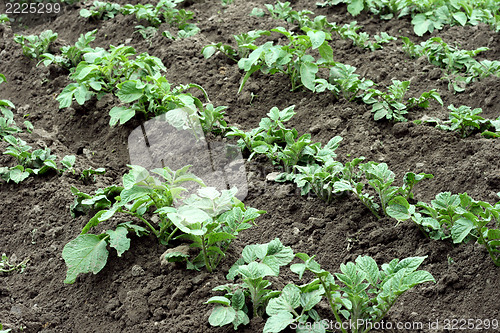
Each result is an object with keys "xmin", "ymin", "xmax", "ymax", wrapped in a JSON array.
[{"xmin": 0, "ymin": 0, "xmax": 499, "ymax": 332}]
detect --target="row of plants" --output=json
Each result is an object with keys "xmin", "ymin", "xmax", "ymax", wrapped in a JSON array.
[
  {"xmin": 202, "ymin": 22, "xmax": 499, "ymax": 134},
  {"xmin": 249, "ymin": 0, "xmax": 500, "ymax": 99},
  {"xmin": 203, "ymin": 25, "xmax": 443, "ymax": 123},
  {"xmin": 14, "ymin": 28, "xmax": 229, "ymax": 133},
  {"xmin": 252, "ymin": 3, "xmax": 500, "ymax": 135},
  {"xmin": 207, "ymin": 238, "xmax": 435, "ymax": 333},
  {"xmin": 12, "ymin": 24, "xmax": 499, "ymax": 138},
  {"xmin": 402, "ymin": 36, "xmax": 500, "ymax": 93},
  {"xmin": 0, "ymin": 74, "xmax": 78, "ymax": 183},
  {"xmin": 316, "ymin": 0, "xmax": 500, "ymax": 35},
  {"xmin": 79, "ymin": 0, "xmax": 199, "ymax": 40},
  {"xmin": 257, "ymin": 1, "xmax": 500, "ymax": 94},
  {"xmin": 254, "ymin": 0, "xmax": 397, "ymax": 51},
  {"xmin": 222, "ymin": 104, "xmax": 500, "ymax": 268}
]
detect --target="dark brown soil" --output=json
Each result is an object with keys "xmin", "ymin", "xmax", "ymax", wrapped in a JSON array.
[{"xmin": 1, "ymin": 1, "xmax": 499, "ymax": 332}]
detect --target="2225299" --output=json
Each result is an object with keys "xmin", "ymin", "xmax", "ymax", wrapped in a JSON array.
[{"xmin": 6, "ymin": 2, "xmax": 61, "ymax": 14}]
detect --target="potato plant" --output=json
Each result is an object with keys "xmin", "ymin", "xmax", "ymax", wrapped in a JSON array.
[
  {"xmin": 227, "ymin": 105, "xmax": 342, "ymax": 172},
  {"xmin": 387, "ymin": 192, "xmax": 500, "ymax": 266},
  {"xmin": 237, "ymin": 27, "xmax": 335, "ymax": 92},
  {"xmin": 62, "ymin": 165, "xmax": 263, "ymax": 283},
  {"xmin": 13, "ymin": 30, "xmax": 58, "ymax": 59},
  {"xmin": 0, "ymin": 75, "xmax": 21, "ymax": 138},
  {"xmin": 317, "ymin": 0, "xmax": 500, "ymax": 35},
  {"xmin": 208, "ymin": 238, "xmax": 435, "ymax": 333},
  {"xmin": 401, "ymin": 36, "xmax": 499, "ymax": 92},
  {"xmin": 423, "ymin": 104, "xmax": 500, "ymax": 138},
  {"xmin": 0, "ymin": 14, "xmax": 10, "ymax": 25},
  {"xmin": 39, "ymin": 29, "xmax": 98, "ymax": 70},
  {"xmin": 362, "ymin": 79, "xmax": 443, "ymax": 122},
  {"xmin": 56, "ymin": 44, "xmax": 166, "ymax": 108},
  {"xmin": 0, "ymin": 134, "xmax": 75, "ymax": 184},
  {"xmin": 262, "ymin": 2, "xmax": 396, "ymax": 52},
  {"xmin": 333, "ymin": 158, "xmax": 433, "ymax": 219},
  {"xmin": 80, "ymin": 1, "xmax": 122, "ymax": 20}
]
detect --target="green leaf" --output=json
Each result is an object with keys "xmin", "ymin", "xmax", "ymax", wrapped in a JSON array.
[
  {"xmin": 206, "ymin": 296, "xmax": 231, "ymax": 306},
  {"xmin": 202, "ymin": 45, "xmax": 216, "ymax": 59},
  {"xmin": 232, "ymin": 309, "xmax": 250, "ymax": 329},
  {"xmin": 412, "ymin": 14, "xmax": 430, "ymax": 36},
  {"xmin": 451, "ymin": 218, "xmax": 475, "ymax": 243},
  {"xmin": 62, "ymin": 234, "xmax": 109, "ymax": 284},
  {"xmin": 300, "ymin": 62, "xmax": 318, "ymax": 91},
  {"xmin": 266, "ymin": 284, "xmax": 301, "ymax": 316},
  {"xmin": 393, "ymin": 256, "xmax": 427, "ymax": 274},
  {"xmin": 307, "ymin": 30, "xmax": 326, "ymax": 49},
  {"xmin": 81, "ymin": 210, "xmax": 112, "ymax": 234},
  {"xmin": 403, "ymin": 270, "xmax": 435, "ymax": 287},
  {"xmin": 452, "ymin": 12, "xmax": 467, "ymax": 26},
  {"xmin": 163, "ymin": 251, "xmax": 189, "ymax": 262},
  {"xmin": 57, "ymin": 85, "xmax": 76, "ymax": 109},
  {"xmin": 347, "ymin": 0, "xmax": 364, "ymax": 16},
  {"xmin": 106, "ymin": 226, "xmax": 130, "ymax": 257},
  {"xmin": 300, "ymin": 289, "xmax": 322, "ymax": 311},
  {"xmin": 355, "ymin": 256, "xmax": 380, "ymax": 287},
  {"xmin": 116, "ymin": 81, "xmax": 144, "ymax": 103},
  {"xmin": 109, "ymin": 106, "xmax": 135, "ymax": 127},
  {"xmin": 333, "ymin": 180, "xmax": 353, "ymax": 192},
  {"xmin": 9, "ymin": 167, "xmax": 30, "ymax": 183},
  {"xmin": 387, "ymin": 196, "xmax": 411, "ymax": 221},
  {"xmin": 208, "ymin": 232, "xmax": 236, "ymax": 245},
  {"xmin": 61, "ymin": 155, "xmax": 76, "ymax": 169},
  {"xmin": 318, "ymin": 43, "xmax": 333, "ymax": 63},
  {"xmin": 263, "ymin": 311, "xmax": 294, "ymax": 333},
  {"xmin": 209, "ymin": 306, "xmax": 236, "ymax": 327},
  {"xmin": 80, "ymin": 8, "xmax": 91, "ymax": 18},
  {"xmin": 232, "ymin": 289, "xmax": 245, "ymax": 310}
]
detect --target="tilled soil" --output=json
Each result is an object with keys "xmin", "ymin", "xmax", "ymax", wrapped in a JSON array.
[{"xmin": 0, "ymin": 1, "xmax": 499, "ymax": 332}]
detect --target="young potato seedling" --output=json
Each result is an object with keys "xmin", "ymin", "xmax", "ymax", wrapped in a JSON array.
[
  {"xmin": 206, "ymin": 238, "xmax": 294, "ymax": 329},
  {"xmin": 14, "ymin": 30, "xmax": 58, "ymax": 59},
  {"xmin": 237, "ymin": 27, "xmax": 335, "ymax": 92},
  {"xmin": 387, "ymin": 192, "xmax": 500, "ymax": 266},
  {"xmin": 363, "ymin": 79, "xmax": 443, "ymax": 122},
  {"xmin": 333, "ymin": 158, "xmax": 433, "ymax": 219},
  {"xmin": 0, "ymin": 253, "xmax": 29, "ymax": 274},
  {"xmin": 164, "ymin": 187, "xmax": 264, "ymax": 272},
  {"xmin": 63, "ymin": 165, "xmax": 263, "ymax": 283},
  {"xmin": 39, "ymin": 29, "xmax": 98, "ymax": 70},
  {"xmin": 80, "ymin": 1, "xmax": 122, "ymax": 20},
  {"xmin": 208, "ymin": 238, "xmax": 435, "ymax": 333}
]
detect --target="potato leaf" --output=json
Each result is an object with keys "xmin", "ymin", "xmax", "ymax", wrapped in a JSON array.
[
  {"xmin": 106, "ymin": 226, "xmax": 131, "ymax": 257},
  {"xmin": 62, "ymin": 234, "xmax": 109, "ymax": 284},
  {"xmin": 263, "ymin": 311, "xmax": 294, "ymax": 333},
  {"xmin": 209, "ymin": 306, "xmax": 236, "ymax": 327}
]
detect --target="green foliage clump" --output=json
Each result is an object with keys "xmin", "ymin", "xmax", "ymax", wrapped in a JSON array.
[
  {"xmin": 62, "ymin": 165, "xmax": 264, "ymax": 283},
  {"xmin": 208, "ymin": 238, "xmax": 435, "ymax": 333},
  {"xmin": 14, "ymin": 30, "xmax": 57, "ymax": 59}
]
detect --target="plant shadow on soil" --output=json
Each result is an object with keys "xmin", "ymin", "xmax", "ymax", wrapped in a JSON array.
[{"xmin": 0, "ymin": 0, "xmax": 499, "ymax": 332}]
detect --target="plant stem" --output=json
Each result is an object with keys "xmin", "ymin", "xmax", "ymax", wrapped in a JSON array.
[
  {"xmin": 200, "ymin": 235, "xmax": 213, "ymax": 273},
  {"xmin": 318, "ymin": 275, "xmax": 347, "ymax": 333},
  {"xmin": 121, "ymin": 210, "xmax": 159, "ymax": 237},
  {"xmin": 477, "ymin": 228, "xmax": 500, "ymax": 267},
  {"xmin": 165, "ymin": 227, "xmax": 178, "ymax": 244}
]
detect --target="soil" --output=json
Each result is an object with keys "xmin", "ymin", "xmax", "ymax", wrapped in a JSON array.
[{"xmin": 1, "ymin": 1, "xmax": 499, "ymax": 332}]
